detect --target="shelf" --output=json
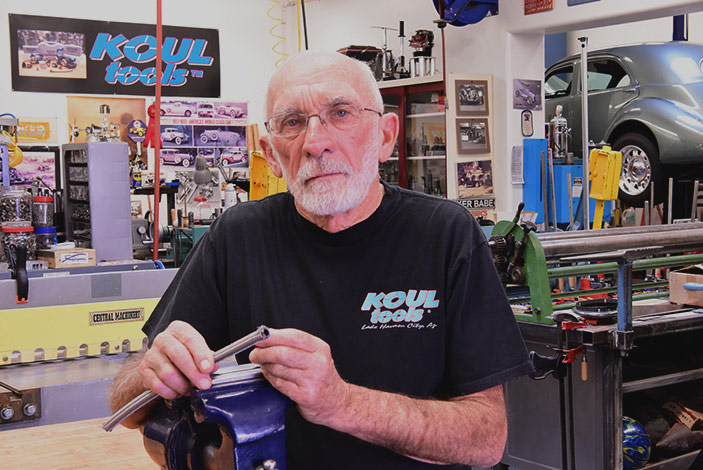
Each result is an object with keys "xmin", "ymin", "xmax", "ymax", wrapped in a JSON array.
[
  {"xmin": 407, "ymin": 155, "xmax": 446, "ymax": 160},
  {"xmin": 642, "ymin": 450, "xmax": 699, "ymax": 469},
  {"xmin": 623, "ymin": 367, "xmax": 703, "ymax": 394},
  {"xmin": 406, "ymin": 112, "xmax": 444, "ymax": 119}
]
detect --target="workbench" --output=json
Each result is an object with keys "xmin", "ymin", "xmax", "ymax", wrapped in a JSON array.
[
  {"xmin": 501, "ymin": 301, "xmax": 703, "ymax": 470},
  {"xmin": 0, "ymin": 416, "xmax": 154, "ymax": 469}
]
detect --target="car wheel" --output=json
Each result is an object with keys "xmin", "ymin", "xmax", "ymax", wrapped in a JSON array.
[
  {"xmin": 182, "ymin": 158, "xmax": 191, "ymax": 168},
  {"xmin": 200, "ymin": 134, "xmax": 209, "ymax": 144},
  {"xmin": 175, "ymin": 156, "xmax": 181, "ymax": 164},
  {"xmin": 175, "ymin": 136, "xmax": 182, "ymax": 145},
  {"xmin": 614, "ymin": 132, "xmax": 663, "ymax": 207},
  {"xmin": 160, "ymin": 157, "xmax": 165, "ymax": 165},
  {"xmin": 230, "ymin": 110, "xmax": 237, "ymax": 118},
  {"xmin": 185, "ymin": 110, "xmax": 191, "ymax": 117}
]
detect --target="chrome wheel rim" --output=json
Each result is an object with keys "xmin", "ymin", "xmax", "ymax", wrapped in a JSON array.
[{"xmin": 619, "ymin": 144, "xmax": 651, "ymax": 197}]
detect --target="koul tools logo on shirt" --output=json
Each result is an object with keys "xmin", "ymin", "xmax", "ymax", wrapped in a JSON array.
[{"xmin": 361, "ymin": 290, "xmax": 439, "ymax": 324}]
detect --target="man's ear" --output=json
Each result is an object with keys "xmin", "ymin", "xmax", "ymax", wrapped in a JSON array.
[
  {"xmin": 378, "ymin": 112, "xmax": 399, "ymax": 163},
  {"xmin": 259, "ymin": 135, "xmax": 284, "ymax": 178}
]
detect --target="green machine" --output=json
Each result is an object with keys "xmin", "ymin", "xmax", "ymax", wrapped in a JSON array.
[{"xmin": 488, "ymin": 206, "xmax": 703, "ymax": 324}]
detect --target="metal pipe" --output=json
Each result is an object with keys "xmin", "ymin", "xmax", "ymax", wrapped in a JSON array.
[
  {"xmin": 579, "ymin": 37, "xmax": 590, "ymax": 229},
  {"xmin": 102, "ymin": 325, "xmax": 270, "ymax": 432},
  {"xmin": 668, "ymin": 177, "xmax": 674, "ymax": 224},
  {"xmin": 568, "ymin": 173, "xmax": 574, "ymax": 230},
  {"xmin": 540, "ymin": 227, "xmax": 703, "ymax": 259},
  {"xmin": 549, "ymin": 149, "xmax": 558, "ymax": 231},
  {"xmin": 552, "ymin": 291, "xmax": 669, "ymax": 311},
  {"xmin": 644, "ymin": 201, "xmax": 650, "ymax": 226},
  {"xmin": 538, "ymin": 221, "xmax": 703, "ymax": 241},
  {"xmin": 541, "ymin": 151, "xmax": 550, "ymax": 232},
  {"xmin": 548, "ymin": 253, "xmax": 703, "ymax": 278},
  {"xmin": 691, "ymin": 180, "xmax": 699, "ymax": 222}
]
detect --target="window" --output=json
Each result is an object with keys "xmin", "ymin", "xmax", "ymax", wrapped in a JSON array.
[
  {"xmin": 586, "ymin": 59, "xmax": 631, "ymax": 92},
  {"xmin": 545, "ymin": 66, "xmax": 573, "ymax": 97}
]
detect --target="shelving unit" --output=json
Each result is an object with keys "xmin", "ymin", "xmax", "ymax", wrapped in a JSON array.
[{"xmin": 62, "ymin": 142, "xmax": 132, "ymax": 262}]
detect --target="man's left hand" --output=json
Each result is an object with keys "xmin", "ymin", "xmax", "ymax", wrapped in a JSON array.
[{"xmin": 249, "ymin": 328, "xmax": 349, "ymax": 425}]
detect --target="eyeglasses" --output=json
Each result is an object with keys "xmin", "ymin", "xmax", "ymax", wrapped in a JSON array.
[{"xmin": 265, "ymin": 103, "xmax": 383, "ymax": 138}]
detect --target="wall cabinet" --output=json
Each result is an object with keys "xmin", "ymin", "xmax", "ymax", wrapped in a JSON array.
[{"xmin": 379, "ymin": 76, "xmax": 447, "ymax": 198}]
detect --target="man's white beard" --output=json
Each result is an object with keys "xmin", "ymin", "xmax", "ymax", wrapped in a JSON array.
[{"xmin": 273, "ymin": 135, "xmax": 380, "ymax": 216}]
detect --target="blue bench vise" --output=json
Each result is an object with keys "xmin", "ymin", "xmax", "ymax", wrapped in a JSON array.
[{"xmin": 141, "ymin": 363, "xmax": 288, "ymax": 470}]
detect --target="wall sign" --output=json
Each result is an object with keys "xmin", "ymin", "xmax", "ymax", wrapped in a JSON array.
[
  {"xmin": 524, "ymin": 0, "xmax": 554, "ymax": 15},
  {"xmin": 9, "ymin": 14, "xmax": 220, "ymax": 97}
]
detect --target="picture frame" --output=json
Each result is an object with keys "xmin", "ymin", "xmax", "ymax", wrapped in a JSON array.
[
  {"xmin": 456, "ymin": 118, "xmax": 490, "ymax": 155},
  {"xmin": 455, "ymin": 80, "xmax": 489, "ymax": 116},
  {"xmin": 456, "ymin": 160, "xmax": 494, "ymax": 198},
  {"xmin": 2, "ymin": 145, "xmax": 61, "ymax": 190}
]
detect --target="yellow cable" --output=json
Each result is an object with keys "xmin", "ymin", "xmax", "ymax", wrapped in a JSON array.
[
  {"xmin": 296, "ymin": 0, "xmax": 302, "ymax": 52},
  {"xmin": 1, "ymin": 130, "xmax": 23, "ymax": 167},
  {"xmin": 267, "ymin": 0, "xmax": 289, "ymax": 68}
]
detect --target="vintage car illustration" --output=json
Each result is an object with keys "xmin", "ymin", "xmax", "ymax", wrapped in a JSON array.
[
  {"xmin": 545, "ymin": 42, "xmax": 703, "ymax": 206},
  {"xmin": 160, "ymin": 101, "xmax": 196, "ymax": 117},
  {"xmin": 160, "ymin": 149, "xmax": 194, "ymax": 167},
  {"xmin": 216, "ymin": 104, "xmax": 246, "ymax": 118},
  {"xmin": 199, "ymin": 129, "xmax": 240, "ymax": 145},
  {"xmin": 198, "ymin": 103, "xmax": 215, "ymax": 118},
  {"xmin": 160, "ymin": 127, "xmax": 190, "ymax": 145},
  {"xmin": 219, "ymin": 150, "xmax": 247, "ymax": 165}
]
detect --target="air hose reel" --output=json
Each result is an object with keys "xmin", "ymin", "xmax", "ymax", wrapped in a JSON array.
[{"xmin": 432, "ymin": 0, "xmax": 498, "ymax": 26}]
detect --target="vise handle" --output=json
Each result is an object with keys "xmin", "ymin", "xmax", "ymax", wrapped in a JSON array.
[{"xmin": 102, "ymin": 325, "xmax": 270, "ymax": 432}]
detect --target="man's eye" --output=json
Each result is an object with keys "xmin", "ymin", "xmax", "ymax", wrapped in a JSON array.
[{"xmin": 282, "ymin": 117, "xmax": 302, "ymax": 128}]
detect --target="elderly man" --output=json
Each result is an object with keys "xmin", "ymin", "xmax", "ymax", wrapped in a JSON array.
[{"xmin": 109, "ymin": 51, "xmax": 532, "ymax": 469}]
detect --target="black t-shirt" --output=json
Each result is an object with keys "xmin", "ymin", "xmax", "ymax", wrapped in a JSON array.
[{"xmin": 144, "ymin": 182, "xmax": 532, "ymax": 469}]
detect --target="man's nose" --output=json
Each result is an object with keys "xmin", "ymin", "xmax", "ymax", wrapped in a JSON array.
[{"xmin": 301, "ymin": 113, "xmax": 333, "ymax": 157}]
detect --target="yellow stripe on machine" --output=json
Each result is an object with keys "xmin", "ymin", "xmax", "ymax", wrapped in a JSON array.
[{"xmin": 0, "ymin": 298, "xmax": 161, "ymax": 365}]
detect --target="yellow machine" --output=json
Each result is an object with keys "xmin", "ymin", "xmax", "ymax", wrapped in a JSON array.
[{"xmin": 588, "ymin": 146, "xmax": 622, "ymax": 230}]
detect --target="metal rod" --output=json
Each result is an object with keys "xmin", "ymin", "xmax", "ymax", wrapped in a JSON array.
[
  {"xmin": 547, "ymin": 253, "xmax": 703, "ymax": 278},
  {"xmin": 549, "ymin": 149, "xmax": 558, "ymax": 232},
  {"xmin": 541, "ymin": 151, "xmax": 550, "ymax": 232},
  {"xmin": 650, "ymin": 181, "xmax": 655, "ymax": 224},
  {"xmin": 668, "ymin": 177, "xmax": 674, "ymax": 224},
  {"xmin": 568, "ymin": 173, "xmax": 574, "ymax": 230},
  {"xmin": 644, "ymin": 201, "xmax": 650, "ymax": 226},
  {"xmin": 579, "ymin": 37, "xmax": 590, "ymax": 230},
  {"xmin": 551, "ymin": 291, "xmax": 669, "ymax": 311},
  {"xmin": 102, "ymin": 325, "xmax": 270, "ymax": 432},
  {"xmin": 691, "ymin": 180, "xmax": 699, "ymax": 222},
  {"xmin": 538, "ymin": 221, "xmax": 703, "ymax": 241}
]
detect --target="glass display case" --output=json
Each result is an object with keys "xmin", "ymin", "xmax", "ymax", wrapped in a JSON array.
[{"xmin": 379, "ymin": 77, "xmax": 446, "ymax": 198}]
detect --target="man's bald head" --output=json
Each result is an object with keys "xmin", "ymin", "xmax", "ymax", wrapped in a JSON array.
[{"xmin": 265, "ymin": 51, "xmax": 383, "ymax": 118}]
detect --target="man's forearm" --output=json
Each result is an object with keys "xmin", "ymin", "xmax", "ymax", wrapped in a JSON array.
[
  {"xmin": 329, "ymin": 384, "xmax": 506, "ymax": 467},
  {"xmin": 107, "ymin": 352, "xmax": 152, "ymax": 429}
]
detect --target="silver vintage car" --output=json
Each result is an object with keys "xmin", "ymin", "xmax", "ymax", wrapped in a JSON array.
[{"xmin": 545, "ymin": 42, "xmax": 703, "ymax": 206}]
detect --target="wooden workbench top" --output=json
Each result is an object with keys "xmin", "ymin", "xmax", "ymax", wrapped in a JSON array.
[{"xmin": 0, "ymin": 417, "xmax": 156, "ymax": 469}]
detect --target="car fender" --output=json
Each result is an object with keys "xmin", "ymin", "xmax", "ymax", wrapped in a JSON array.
[{"xmin": 606, "ymin": 97, "xmax": 703, "ymax": 165}]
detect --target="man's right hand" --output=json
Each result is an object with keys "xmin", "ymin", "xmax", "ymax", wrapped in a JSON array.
[{"xmin": 139, "ymin": 320, "xmax": 217, "ymax": 399}]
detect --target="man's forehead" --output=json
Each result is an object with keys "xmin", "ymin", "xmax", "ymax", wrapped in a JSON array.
[{"xmin": 269, "ymin": 80, "xmax": 364, "ymax": 115}]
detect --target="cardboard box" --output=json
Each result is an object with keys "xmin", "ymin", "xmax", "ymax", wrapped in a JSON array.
[
  {"xmin": 664, "ymin": 399, "xmax": 703, "ymax": 430},
  {"xmin": 669, "ymin": 265, "xmax": 703, "ymax": 307},
  {"xmin": 37, "ymin": 247, "xmax": 96, "ymax": 268}
]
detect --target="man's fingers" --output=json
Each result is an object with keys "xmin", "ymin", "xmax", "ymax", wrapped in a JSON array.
[
  {"xmin": 256, "ymin": 328, "xmax": 325, "ymax": 352},
  {"xmin": 140, "ymin": 361, "xmax": 189, "ymax": 399},
  {"xmin": 250, "ymin": 345, "xmax": 310, "ymax": 369},
  {"xmin": 170, "ymin": 321, "xmax": 215, "ymax": 373}
]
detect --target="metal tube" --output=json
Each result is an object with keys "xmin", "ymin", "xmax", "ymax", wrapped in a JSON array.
[
  {"xmin": 538, "ymin": 221, "xmax": 703, "ymax": 241},
  {"xmin": 650, "ymin": 182, "xmax": 655, "ymax": 224},
  {"xmin": 548, "ymin": 253, "xmax": 703, "ymax": 278},
  {"xmin": 668, "ymin": 177, "xmax": 674, "ymax": 224},
  {"xmin": 579, "ymin": 37, "xmax": 590, "ymax": 229},
  {"xmin": 102, "ymin": 325, "xmax": 270, "ymax": 432},
  {"xmin": 549, "ymin": 149, "xmax": 558, "ymax": 231},
  {"xmin": 568, "ymin": 173, "xmax": 574, "ymax": 230},
  {"xmin": 540, "ymin": 227, "xmax": 703, "ymax": 259},
  {"xmin": 541, "ymin": 151, "xmax": 550, "ymax": 232},
  {"xmin": 644, "ymin": 201, "xmax": 650, "ymax": 226},
  {"xmin": 691, "ymin": 180, "xmax": 699, "ymax": 222}
]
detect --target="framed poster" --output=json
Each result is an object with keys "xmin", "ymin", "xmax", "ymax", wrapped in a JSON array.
[
  {"xmin": 1, "ymin": 146, "xmax": 61, "ymax": 190},
  {"xmin": 456, "ymin": 160, "xmax": 494, "ymax": 198},
  {"xmin": 455, "ymin": 80, "xmax": 489, "ymax": 116},
  {"xmin": 456, "ymin": 118, "xmax": 490, "ymax": 155}
]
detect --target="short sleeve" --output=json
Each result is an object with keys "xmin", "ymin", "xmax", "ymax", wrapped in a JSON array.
[{"xmin": 441, "ymin": 222, "xmax": 533, "ymax": 397}]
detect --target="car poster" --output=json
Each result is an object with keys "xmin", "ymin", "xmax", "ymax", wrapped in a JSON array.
[
  {"xmin": 157, "ymin": 99, "xmax": 249, "ymax": 174},
  {"xmin": 513, "ymin": 79, "xmax": 542, "ymax": 110},
  {"xmin": 1, "ymin": 146, "xmax": 60, "ymax": 190},
  {"xmin": 9, "ymin": 14, "xmax": 220, "ymax": 97}
]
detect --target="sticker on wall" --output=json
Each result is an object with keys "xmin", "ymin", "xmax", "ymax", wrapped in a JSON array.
[
  {"xmin": 9, "ymin": 14, "xmax": 221, "ymax": 97},
  {"xmin": 17, "ymin": 117, "xmax": 57, "ymax": 145},
  {"xmin": 513, "ymin": 79, "xmax": 542, "ymax": 110},
  {"xmin": 524, "ymin": 0, "xmax": 554, "ymax": 15},
  {"xmin": 521, "ymin": 110, "xmax": 534, "ymax": 137}
]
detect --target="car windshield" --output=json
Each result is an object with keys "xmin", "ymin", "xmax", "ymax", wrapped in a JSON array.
[{"xmin": 545, "ymin": 67, "xmax": 573, "ymax": 96}]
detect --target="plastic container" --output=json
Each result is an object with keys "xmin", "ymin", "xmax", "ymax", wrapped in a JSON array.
[
  {"xmin": 1, "ymin": 225, "xmax": 36, "ymax": 262},
  {"xmin": 32, "ymin": 195, "xmax": 54, "ymax": 228},
  {"xmin": 0, "ymin": 187, "xmax": 32, "ymax": 227},
  {"xmin": 34, "ymin": 226, "xmax": 57, "ymax": 250},
  {"xmin": 194, "ymin": 196, "xmax": 211, "ymax": 222}
]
